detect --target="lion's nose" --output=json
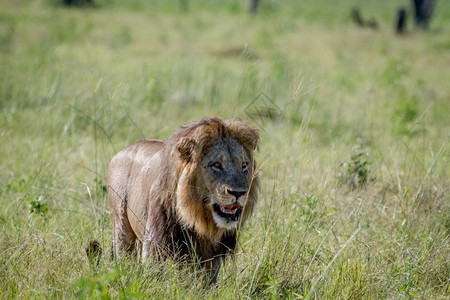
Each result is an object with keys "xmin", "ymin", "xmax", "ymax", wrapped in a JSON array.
[{"xmin": 227, "ymin": 189, "xmax": 247, "ymax": 199}]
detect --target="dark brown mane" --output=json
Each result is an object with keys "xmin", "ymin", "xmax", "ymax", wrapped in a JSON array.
[{"xmin": 157, "ymin": 117, "xmax": 259, "ymax": 240}]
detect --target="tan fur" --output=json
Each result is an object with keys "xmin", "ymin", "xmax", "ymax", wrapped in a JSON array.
[{"xmin": 107, "ymin": 117, "xmax": 259, "ymax": 282}]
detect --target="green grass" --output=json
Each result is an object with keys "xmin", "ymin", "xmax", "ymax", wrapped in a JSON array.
[{"xmin": 1, "ymin": 0, "xmax": 449, "ymax": 298}]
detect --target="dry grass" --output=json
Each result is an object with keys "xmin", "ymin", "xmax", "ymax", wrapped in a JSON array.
[{"xmin": 0, "ymin": 0, "xmax": 449, "ymax": 298}]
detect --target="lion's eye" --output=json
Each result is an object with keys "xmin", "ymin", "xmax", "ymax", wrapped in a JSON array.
[
  {"xmin": 242, "ymin": 161, "xmax": 249, "ymax": 170},
  {"xmin": 211, "ymin": 162, "xmax": 223, "ymax": 170}
]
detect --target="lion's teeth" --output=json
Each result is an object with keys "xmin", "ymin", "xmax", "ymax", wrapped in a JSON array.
[{"xmin": 220, "ymin": 206, "xmax": 237, "ymax": 214}]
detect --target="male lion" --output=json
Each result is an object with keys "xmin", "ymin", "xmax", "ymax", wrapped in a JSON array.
[{"xmin": 107, "ymin": 117, "xmax": 259, "ymax": 282}]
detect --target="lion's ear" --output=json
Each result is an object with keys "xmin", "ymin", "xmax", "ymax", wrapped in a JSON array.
[
  {"xmin": 226, "ymin": 121, "xmax": 259, "ymax": 151},
  {"xmin": 177, "ymin": 137, "xmax": 197, "ymax": 162}
]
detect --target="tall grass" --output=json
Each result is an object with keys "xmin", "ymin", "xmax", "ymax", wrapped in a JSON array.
[{"xmin": 0, "ymin": 0, "xmax": 449, "ymax": 298}]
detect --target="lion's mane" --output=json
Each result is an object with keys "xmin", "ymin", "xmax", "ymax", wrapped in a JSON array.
[{"xmin": 157, "ymin": 118, "xmax": 259, "ymax": 242}]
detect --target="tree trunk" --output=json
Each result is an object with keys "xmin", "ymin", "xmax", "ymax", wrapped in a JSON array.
[
  {"xmin": 395, "ymin": 8, "xmax": 407, "ymax": 34},
  {"xmin": 412, "ymin": 0, "xmax": 435, "ymax": 28},
  {"xmin": 249, "ymin": 0, "xmax": 259, "ymax": 14}
]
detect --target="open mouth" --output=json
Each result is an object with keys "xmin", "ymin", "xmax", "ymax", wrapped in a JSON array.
[{"xmin": 213, "ymin": 202, "xmax": 242, "ymax": 221}]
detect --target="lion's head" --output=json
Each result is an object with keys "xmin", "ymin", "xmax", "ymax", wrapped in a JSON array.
[{"xmin": 162, "ymin": 118, "xmax": 259, "ymax": 240}]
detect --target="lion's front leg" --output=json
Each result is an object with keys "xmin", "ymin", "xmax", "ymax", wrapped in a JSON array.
[
  {"xmin": 205, "ymin": 257, "xmax": 223, "ymax": 285},
  {"xmin": 141, "ymin": 217, "xmax": 162, "ymax": 262},
  {"xmin": 141, "ymin": 236, "xmax": 151, "ymax": 262}
]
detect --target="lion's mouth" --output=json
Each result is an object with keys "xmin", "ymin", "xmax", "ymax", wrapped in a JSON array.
[{"xmin": 213, "ymin": 202, "xmax": 242, "ymax": 221}]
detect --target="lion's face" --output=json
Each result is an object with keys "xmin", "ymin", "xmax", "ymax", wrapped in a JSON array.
[
  {"xmin": 201, "ymin": 137, "xmax": 252, "ymax": 229},
  {"xmin": 174, "ymin": 118, "xmax": 259, "ymax": 237}
]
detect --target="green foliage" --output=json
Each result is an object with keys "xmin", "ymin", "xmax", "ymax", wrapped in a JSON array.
[
  {"xmin": 393, "ymin": 97, "xmax": 420, "ymax": 135},
  {"xmin": 94, "ymin": 176, "xmax": 107, "ymax": 195},
  {"xmin": 391, "ymin": 259, "xmax": 422, "ymax": 297},
  {"xmin": 338, "ymin": 141, "xmax": 371, "ymax": 189},
  {"xmin": 29, "ymin": 196, "xmax": 48, "ymax": 217},
  {"xmin": 74, "ymin": 271, "xmax": 117, "ymax": 299},
  {"xmin": 6, "ymin": 178, "xmax": 27, "ymax": 193},
  {"xmin": 264, "ymin": 274, "xmax": 303, "ymax": 299},
  {"xmin": 381, "ymin": 59, "xmax": 410, "ymax": 86},
  {"xmin": 74, "ymin": 268, "xmax": 147, "ymax": 299}
]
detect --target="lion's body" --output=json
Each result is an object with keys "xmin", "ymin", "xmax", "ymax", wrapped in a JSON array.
[
  {"xmin": 107, "ymin": 118, "xmax": 259, "ymax": 282},
  {"xmin": 108, "ymin": 140, "xmax": 163, "ymax": 247}
]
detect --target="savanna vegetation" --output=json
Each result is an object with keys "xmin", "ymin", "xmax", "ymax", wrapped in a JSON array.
[{"xmin": 0, "ymin": 0, "xmax": 449, "ymax": 298}]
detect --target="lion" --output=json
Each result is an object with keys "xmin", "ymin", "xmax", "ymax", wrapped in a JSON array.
[{"xmin": 107, "ymin": 117, "xmax": 259, "ymax": 283}]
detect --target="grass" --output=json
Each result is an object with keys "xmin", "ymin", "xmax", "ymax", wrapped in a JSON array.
[{"xmin": 0, "ymin": 0, "xmax": 449, "ymax": 298}]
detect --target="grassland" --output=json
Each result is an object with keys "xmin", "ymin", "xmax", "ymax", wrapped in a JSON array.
[{"xmin": 0, "ymin": 0, "xmax": 449, "ymax": 298}]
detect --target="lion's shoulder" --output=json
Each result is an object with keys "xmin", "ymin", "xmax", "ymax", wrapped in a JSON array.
[
  {"xmin": 108, "ymin": 139, "xmax": 165, "ymax": 189},
  {"xmin": 134, "ymin": 139, "xmax": 165, "ymax": 152},
  {"xmin": 114, "ymin": 139, "xmax": 165, "ymax": 161}
]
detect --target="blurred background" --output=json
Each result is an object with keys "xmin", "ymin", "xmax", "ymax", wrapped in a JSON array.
[{"xmin": 0, "ymin": 0, "xmax": 449, "ymax": 298}]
